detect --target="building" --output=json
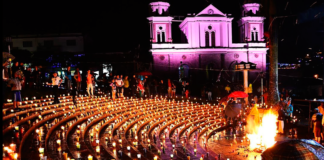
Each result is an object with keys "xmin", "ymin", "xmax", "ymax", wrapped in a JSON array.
[
  {"xmin": 148, "ymin": 1, "xmax": 268, "ymax": 84},
  {"xmin": 10, "ymin": 33, "xmax": 84, "ymax": 53}
]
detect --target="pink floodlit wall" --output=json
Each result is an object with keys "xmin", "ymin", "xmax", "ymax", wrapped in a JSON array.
[
  {"xmin": 152, "ymin": 50, "xmax": 267, "ymax": 81},
  {"xmin": 149, "ymin": 2, "xmax": 268, "ymax": 81},
  {"xmin": 238, "ymin": 17, "xmax": 265, "ymax": 42},
  {"xmin": 151, "ymin": 23, "xmax": 172, "ymax": 43},
  {"xmin": 148, "ymin": 16, "xmax": 173, "ymax": 43}
]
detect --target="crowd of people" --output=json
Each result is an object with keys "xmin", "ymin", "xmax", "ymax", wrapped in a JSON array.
[{"xmin": 2, "ymin": 59, "xmax": 297, "ymax": 110}]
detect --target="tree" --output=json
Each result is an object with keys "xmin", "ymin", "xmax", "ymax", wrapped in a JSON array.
[{"xmin": 268, "ymin": 0, "xmax": 280, "ymax": 105}]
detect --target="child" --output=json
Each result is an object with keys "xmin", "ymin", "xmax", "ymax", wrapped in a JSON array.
[
  {"xmin": 110, "ymin": 79, "xmax": 117, "ymax": 101},
  {"xmin": 7, "ymin": 72, "xmax": 24, "ymax": 109}
]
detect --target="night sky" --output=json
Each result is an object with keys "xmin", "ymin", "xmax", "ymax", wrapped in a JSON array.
[{"xmin": 3, "ymin": 0, "xmax": 323, "ymax": 62}]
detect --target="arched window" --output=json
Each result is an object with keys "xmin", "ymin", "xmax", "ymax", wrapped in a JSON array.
[
  {"xmin": 157, "ymin": 32, "xmax": 161, "ymax": 43},
  {"xmin": 205, "ymin": 32, "xmax": 210, "ymax": 47},
  {"xmin": 211, "ymin": 31, "xmax": 215, "ymax": 47},
  {"xmin": 162, "ymin": 32, "xmax": 166, "ymax": 43},
  {"xmin": 252, "ymin": 28, "xmax": 258, "ymax": 42}
]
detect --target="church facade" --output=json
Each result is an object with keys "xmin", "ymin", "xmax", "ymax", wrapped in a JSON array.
[{"xmin": 148, "ymin": 2, "xmax": 268, "ymax": 83}]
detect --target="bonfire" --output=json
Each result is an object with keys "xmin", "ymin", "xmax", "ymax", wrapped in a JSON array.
[{"xmin": 246, "ymin": 105, "xmax": 278, "ymax": 152}]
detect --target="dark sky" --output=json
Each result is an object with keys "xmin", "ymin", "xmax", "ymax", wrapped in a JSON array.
[
  {"xmin": 2, "ymin": 0, "xmax": 243, "ymax": 52},
  {"xmin": 3, "ymin": 0, "xmax": 323, "ymax": 61}
]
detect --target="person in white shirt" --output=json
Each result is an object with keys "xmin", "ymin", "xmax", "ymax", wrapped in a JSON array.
[
  {"xmin": 115, "ymin": 75, "xmax": 124, "ymax": 98},
  {"xmin": 50, "ymin": 72, "xmax": 62, "ymax": 104}
]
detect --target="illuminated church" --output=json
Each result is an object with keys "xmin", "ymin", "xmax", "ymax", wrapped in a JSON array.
[{"xmin": 148, "ymin": 1, "xmax": 268, "ymax": 83}]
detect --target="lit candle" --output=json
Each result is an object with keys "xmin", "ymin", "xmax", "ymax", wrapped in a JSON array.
[
  {"xmin": 88, "ymin": 155, "xmax": 93, "ymax": 160},
  {"xmin": 10, "ymin": 143, "xmax": 16, "ymax": 152},
  {"xmin": 57, "ymin": 139, "xmax": 61, "ymax": 145},
  {"xmin": 96, "ymin": 146, "xmax": 100, "ymax": 153},
  {"xmin": 39, "ymin": 147, "xmax": 44, "ymax": 154},
  {"xmin": 13, "ymin": 153, "xmax": 18, "ymax": 160},
  {"xmin": 76, "ymin": 142, "xmax": 80, "ymax": 149},
  {"xmin": 112, "ymin": 142, "xmax": 116, "ymax": 147}
]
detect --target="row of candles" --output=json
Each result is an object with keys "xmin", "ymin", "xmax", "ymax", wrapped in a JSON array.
[
  {"xmin": 6, "ymin": 95, "xmax": 229, "ymax": 160},
  {"xmin": 4, "ymin": 96, "xmax": 110, "ymax": 160}
]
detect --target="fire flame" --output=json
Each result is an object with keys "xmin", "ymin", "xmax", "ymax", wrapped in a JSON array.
[{"xmin": 247, "ymin": 108, "xmax": 278, "ymax": 150}]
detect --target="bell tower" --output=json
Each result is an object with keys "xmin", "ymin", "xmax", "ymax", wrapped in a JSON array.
[
  {"xmin": 147, "ymin": 1, "xmax": 173, "ymax": 43},
  {"xmin": 238, "ymin": 3, "xmax": 265, "ymax": 42}
]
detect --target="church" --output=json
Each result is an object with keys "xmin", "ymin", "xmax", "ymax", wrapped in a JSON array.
[{"xmin": 148, "ymin": 1, "xmax": 268, "ymax": 85}]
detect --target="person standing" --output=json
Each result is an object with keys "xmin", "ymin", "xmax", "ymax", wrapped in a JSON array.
[
  {"xmin": 65, "ymin": 66, "xmax": 72, "ymax": 93},
  {"xmin": 207, "ymin": 87, "xmax": 212, "ymax": 101},
  {"xmin": 86, "ymin": 70, "xmax": 94, "ymax": 97},
  {"xmin": 110, "ymin": 79, "xmax": 117, "ymax": 101},
  {"xmin": 51, "ymin": 72, "xmax": 62, "ymax": 104},
  {"xmin": 74, "ymin": 68, "xmax": 82, "ymax": 92},
  {"xmin": 115, "ymin": 75, "xmax": 124, "ymax": 98},
  {"xmin": 315, "ymin": 110, "xmax": 323, "ymax": 143},
  {"xmin": 123, "ymin": 76, "xmax": 129, "ymax": 97},
  {"xmin": 7, "ymin": 71, "xmax": 24, "ymax": 109},
  {"xmin": 167, "ymin": 79, "xmax": 172, "ymax": 97},
  {"xmin": 312, "ymin": 108, "xmax": 323, "ymax": 143},
  {"xmin": 137, "ymin": 80, "xmax": 145, "ymax": 98}
]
